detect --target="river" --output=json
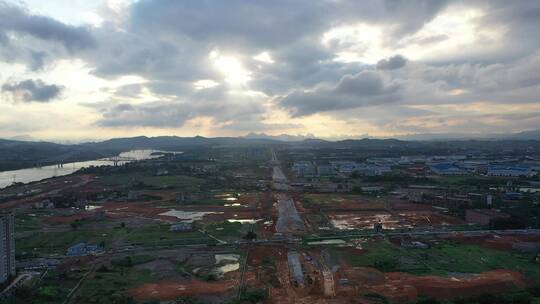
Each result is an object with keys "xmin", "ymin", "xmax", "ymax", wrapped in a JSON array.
[{"xmin": 0, "ymin": 150, "xmax": 178, "ymax": 189}]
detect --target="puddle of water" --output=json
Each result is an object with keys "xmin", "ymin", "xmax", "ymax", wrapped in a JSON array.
[
  {"xmin": 330, "ymin": 213, "xmax": 404, "ymax": 230},
  {"xmin": 227, "ymin": 219, "xmax": 262, "ymax": 224},
  {"xmin": 213, "ymin": 254, "xmax": 240, "ymax": 277},
  {"xmin": 159, "ymin": 209, "xmax": 223, "ymax": 222},
  {"xmin": 85, "ymin": 205, "xmax": 103, "ymax": 211},
  {"xmin": 217, "ymin": 263, "xmax": 239, "ymax": 274},
  {"xmin": 215, "ymin": 254, "xmax": 240, "ymax": 264}
]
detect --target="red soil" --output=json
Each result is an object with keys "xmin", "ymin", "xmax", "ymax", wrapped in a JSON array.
[
  {"xmin": 448, "ymin": 234, "xmax": 540, "ymax": 251},
  {"xmin": 337, "ymin": 267, "xmax": 527, "ymax": 303},
  {"xmin": 383, "ymin": 270, "xmax": 527, "ymax": 300},
  {"xmin": 128, "ymin": 279, "xmax": 236, "ymax": 300}
]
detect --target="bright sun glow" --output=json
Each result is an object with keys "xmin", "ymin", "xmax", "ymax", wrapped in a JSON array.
[{"xmin": 210, "ymin": 50, "xmax": 252, "ymax": 85}]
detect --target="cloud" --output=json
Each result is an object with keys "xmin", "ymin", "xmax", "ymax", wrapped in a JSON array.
[
  {"xmin": 96, "ymin": 102, "xmax": 190, "ymax": 127},
  {"xmin": 0, "ymin": 1, "xmax": 95, "ymax": 52},
  {"xmin": 280, "ymin": 70, "xmax": 402, "ymax": 116},
  {"xmin": 3, "ymin": 0, "xmax": 540, "ymax": 138},
  {"xmin": 93, "ymin": 87, "xmax": 267, "ymax": 129},
  {"xmin": 377, "ymin": 55, "xmax": 408, "ymax": 70},
  {"xmin": 2, "ymin": 79, "xmax": 63, "ymax": 102}
]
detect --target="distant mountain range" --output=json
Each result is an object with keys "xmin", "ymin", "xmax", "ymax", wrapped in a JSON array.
[
  {"xmin": 393, "ymin": 130, "xmax": 540, "ymax": 141},
  {"xmin": 242, "ymin": 132, "xmax": 317, "ymax": 142},
  {"xmin": 242, "ymin": 130, "xmax": 540, "ymax": 142},
  {"xmin": 1, "ymin": 131, "xmax": 540, "ymax": 171}
]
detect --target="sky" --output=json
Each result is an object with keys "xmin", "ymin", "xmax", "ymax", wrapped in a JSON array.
[{"xmin": 1, "ymin": 0, "xmax": 540, "ymax": 142}]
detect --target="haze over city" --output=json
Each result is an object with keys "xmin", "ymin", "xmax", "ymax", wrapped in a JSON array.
[{"xmin": 1, "ymin": 0, "xmax": 540, "ymax": 141}]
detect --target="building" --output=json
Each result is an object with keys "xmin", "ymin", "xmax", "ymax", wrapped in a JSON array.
[
  {"xmin": 170, "ymin": 223, "xmax": 193, "ymax": 231},
  {"xmin": 0, "ymin": 213, "xmax": 15, "ymax": 284},
  {"xmin": 66, "ymin": 243, "xmax": 103, "ymax": 257},
  {"xmin": 33, "ymin": 199, "xmax": 55, "ymax": 209},
  {"xmin": 487, "ymin": 165, "xmax": 534, "ymax": 177},
  {"xmin": 316, "ymin": 162, "xmax": 335, "ymax": 176},
  {"xmin": 354, "ymin": 164, "xmax": 391, "ymax": 176},
  {"xmin": 330, "ymin": 161, "xmax": 357, "ymax": 174},
  {"xmin": 291, "ymin": 161, "xmax": 316, "ymax": 177},
  {"xmin": 430, "ymin": 163, "xmax": 466, "ymax": 175},
  {"xmin": 361, "ymin": 186, "xmax": 385, "ymax": 193},
  {"xmin": 465, "ymin": 209, "xmax": 510, "ymax": 226}
]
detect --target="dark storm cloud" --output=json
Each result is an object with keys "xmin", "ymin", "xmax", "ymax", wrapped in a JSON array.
[
  {"xmin": 2, "ymin": 79, "xmax": 62, "ymax": 102},
  {"xmin": 0, "ymin": 1, "xmax": 95, "ymax": 52},
  {"xmin": 377, "ymin": 55, "xmax": 408, "ymax": 70},
  {"xmin": 280, "ymin": 70, "xmax": 402, "ymax": 116}
]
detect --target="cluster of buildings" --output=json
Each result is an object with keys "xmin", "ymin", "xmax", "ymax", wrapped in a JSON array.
[
  {"xmin": 291, "ymin": 160, "xmax": 391, "ymax": 177},
  {"xmin": 430, "ymin": 162, "xmax": 538, "ymax": 177}
]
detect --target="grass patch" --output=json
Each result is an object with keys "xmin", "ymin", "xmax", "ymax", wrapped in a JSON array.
[
  {"xmin": 347, "ymin": 240, "xmax": 540, "ymax": 279},
  {"xmin": 125, "ymin": 224, "xmax": 209, "ymax": 246},
  {"xmin": 202, "ymin": 221, "xmax": 254, "ymax": 238},
  {"xmin": 75, "ymin": 266, "xmax": 158, "ymax": 303},
  {"xmin": 16, "ymin": 228, "xmax": 122, "ymax": 256},
  {"xmin": 14, "ymin": 213, "xmax": 43, "ymax": 231},
  {"xmin": 98, "ymin": 174, "xmax": 205, "ymax": 191}
]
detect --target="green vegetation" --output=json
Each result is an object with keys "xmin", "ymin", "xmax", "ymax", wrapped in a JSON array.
[
  {"xmin": 14, "ymin": 213, "xmax": 43, "ymax": 231},
  {"xmin": 111, "ymin": 255, "xmax": 156, "ymax": 267},
  {"xmin": 348, "ymin": 240, "xmax": 540, "ymax": 279},
  {"xmin": 75, "ymin": 262, "xmax": 158, "ymax": 304},
  {"xmin": 16, "ymin": 228, "xmax": 125, "ymax": 256},
  {"xmin": 125, "ymin": 224, "xmax": 211, "ymax": 247},
  {"xmin": 0, "ymin": 270, "xmax": 84, "ymax": 304},
  {"xmin": 98, "ymin": 174, "xmax": 205, "ymax": 191},
  {"xmin": 202, "ymin": 221, "xmax": 254, "ymax": 238}
]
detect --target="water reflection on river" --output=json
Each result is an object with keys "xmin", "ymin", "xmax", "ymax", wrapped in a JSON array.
[{"xmin": 0, "ymin": 150, "xmax": 179, "ymax": 189}]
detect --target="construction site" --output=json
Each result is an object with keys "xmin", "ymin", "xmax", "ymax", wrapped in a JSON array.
[{"xmin": 3, "ymin": 147, "xmax": 540, "ymax": 304}]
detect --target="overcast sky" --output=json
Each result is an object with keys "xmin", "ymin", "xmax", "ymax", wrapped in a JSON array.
[{"xmin": 1, "ymin": 0, "xmax": 540, "ymax": 141}]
